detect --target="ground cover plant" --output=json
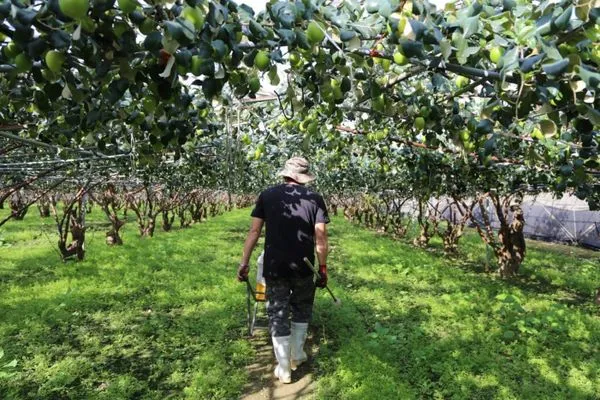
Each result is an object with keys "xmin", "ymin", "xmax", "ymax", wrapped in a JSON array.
[
  {"xmin": 1, "ymin": 207, "xmax": 598, "ymax": 399},
  {"xmin": 0, "ymin": 207, "xmax": 255, "ymax": 399}
]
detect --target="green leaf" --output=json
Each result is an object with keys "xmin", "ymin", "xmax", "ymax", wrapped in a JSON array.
[
  {"xmin": 399, "ymin": 40, "xmax": 423, "ymax": 58},
  {"xmin": 535, "ymin": 14, "xmax": 553, "ymax": 36},
  {"xmin": 540, "ymin": 40, "xmax": 562, "ymax": 61},
  {"xmin": 294, "ymin": 29, "xmax": 310, "ymax": 49},
  {"xmin": 271, "ymin": 1, "xmax": 296, "ymax": 28},
  {"xmin": 211, "ymin": 39, "xmax": 228, "ymax": 60},
  {"xmin": 0, "ymin": 1, "xmax": 10, "ymax": 18},
  {"xmin": 407, "ymin": 19, "xmax": 426, "ymax": 41},
  {"xmin": 542, "ymin": 58, "xmax": 569, "ymax": 77},
  {"xmin": 500, "ymin": 47, "xmax": 519, "ymax": 73},
  {"xmin": 44, "ymin": 83, "xmax": 63, "ymax": 101},
  {"xmin": 575, "ymin": 0, "xmax": 594, "ymax": 21},
  {"xmin": 16, "ymin": 8, "xmax": 38, "ymax": 26},
  {"xmin": 340, "ymin": 30, "xmax": 356, "ymax": 42},
  {"xmin": 366, "ymin": 0, "xmax": 380, "ymax": 14},
  {"xmin": 349, "ymin": 14, "xmax": 383, "ymax": 39},
  {"xmin": 577, "ymin": 64, "xmax": 600, "ymax": 90},
  {"xmin": 551, "ymin": 5, "xmax": 572, "ymax": 32},
  {"xmin": 239, "ymin": 3, "xmax": 255, "ymax": 17},
  {"xmin": 144, "ymin": 32, "xmax": 163, "ymax": 52},
  {"xmin": 520, "ymin": 54, "xmax": 544, "ymax": 72},
  {"xmin": 164, "ymin": 19, "xmax": 195, "ymax": 44},
  {"xmin": 475, "ymin": 119, "xmax": 494, "ymax": 136},
  {"xmin": 33, "ymin": 90, "xmax": 50, "ymax": 113},
  {"xmin": 461, "ymin": 15, "xmax": 479, "ymax": 39},
  {"xmin": 107, "ymin": 78, "xmax": 129, "ymax": 104},
  {"xmin": 268, "ymin": 65, "xmax": 280, "ymax": 86},
  {"xmin": 49, "ymin": 30, "xmax": 71, "ymax": 49},
  {"xmin": 249, "ymin": 20, "xmax": 267, "ymax": 40},
  {"xmin": 276, "ymin": 29, "xmax": 296, "ymax": 45},
  {"xmin": 440, "ymin": 39, "xmax": 452, "ymax": 60}
]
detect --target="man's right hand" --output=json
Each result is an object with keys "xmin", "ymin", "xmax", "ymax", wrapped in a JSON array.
[
  {"xmin": 316, "ymin": 264, "xmax": 327, "ymax": 288},
  {"xmin": 237, "ymin": 264, "xmax": 249, "ymax": 282}
]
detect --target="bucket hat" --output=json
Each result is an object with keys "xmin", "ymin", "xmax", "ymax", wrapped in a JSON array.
[{"xmin": 277, "ymin": 157, "xmax": 315, "ymax": 184}]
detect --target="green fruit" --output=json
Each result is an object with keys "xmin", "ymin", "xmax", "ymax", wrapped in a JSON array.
[
  {"xmin": 59, "ymin": 0, "xmax": 89, "ymax": 20},
  {"xmin": 14, "ymin": 53, "xmax": 32, "ymax": 72},
  {"xmin": 41, "ymin": 68, "xmax": 59, "ymax": 82},
  {"xmin": 459, "ymin": 129, "xmax": 470, "ymax": 142},
  {"xmin": 332, "ymin": 86, "xmax": 343, "ymax": 100},
  {"xmin": 142, "ymin": 97, "xmax": 157, "ymax": 113},
  {"xmin": 455, "ymin": 76, "xmax": 469, "ymax": 88},
  {"xmin": 45, "ymin": 50, "xmax": 66, "ymax": 73},
  {"xmin": 181, "ymin": 6, "xmax": 205, "ymax": 30},
  {"xmin": 139, "ymin": 19, "xmax": 156, "ymax": 35},
  {"xmin": 113, "ymin": 21, "xmax": 129, "ymax": 38},
  {"xmin": 419, "ymin": 106, "xmax": 430, "ymax": 118},
  {"xmin": 414, "ymin": 117, "xmax": 425, "ymax": 130},
  {"xmin": 490, "ymin": 47, "xmax": 504, "ymax": 65},
  {"xmin": 191, "ymin": 55, "xmax": 202, "ymax": 76},
  {"xmin": 3, "ymin": 42, "xmax": 20, "ymax": 59},
  {"xmin": 249, "ymin": 77, "xmax": 260, "ymax": 92},
  {"xmin": 393, "ymin": 51, "xmax": 408, "ymax": 65},
  {"xmin": 117, "ymin": 0, "xmax": 138, "ymax": 14},
  {"xmin": 80, "ymin": 17, "xmax": 96, "ymax": 33},
  {"xmin": 289, "ymin": 52, "xmax": 302, "ymax": 68},
  {"xmin": 372, "ymin": 94, "xmax": 385, "ymax": 112},
  {"xmin": 306, "ymin": 21, "xmax": 325, "ymax": 44},
  {"xmin": 254, "ymin": 50, "xmax": 270, "ymax": 71},
  {"xmin": 531, "ymin": 128, "xmax": 544, "ymax": 140},
  {"xmin": 381, "ymin": 58, "xmax": 391, "ymax": 71},
  {"xmin": 397, "ymin": 16, "xmax": 407, "ymax": 36}
]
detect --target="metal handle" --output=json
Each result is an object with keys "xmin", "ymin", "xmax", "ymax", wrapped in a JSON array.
[{"xmin": 303, "ymin": 257, "xmax": 339, "ymax": 304}]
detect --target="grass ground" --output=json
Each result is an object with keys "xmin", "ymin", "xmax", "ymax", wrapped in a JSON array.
[{"xmin": 0, "ymin": 207, "xmax": 599, "ymax": 399}]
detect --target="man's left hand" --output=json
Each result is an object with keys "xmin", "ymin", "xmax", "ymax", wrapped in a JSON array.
[{"xmin": 237, "ymin": 264, "xmax": 249, "ymax": 282}]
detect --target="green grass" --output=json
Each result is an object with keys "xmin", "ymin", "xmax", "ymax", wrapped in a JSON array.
[
  {"xmin": 0, "ymin": 208, "xmax": 255, "ymax": 399},
  {"xmin": 1, "ymin": 208, "xmax": 599, "ymax": 399}
]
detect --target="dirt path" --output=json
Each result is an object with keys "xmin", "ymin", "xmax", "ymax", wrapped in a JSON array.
[{"xmin": 241, "ymin": 324, "xmax": 318, "ymax": 400}]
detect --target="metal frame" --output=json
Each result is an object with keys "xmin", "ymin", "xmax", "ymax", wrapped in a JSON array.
[{"xmin": 245, "ymin": 280, "xmax": 267, "ymax": 336}]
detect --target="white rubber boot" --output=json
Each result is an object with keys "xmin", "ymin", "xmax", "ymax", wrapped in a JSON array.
[
  {"xmin": 290, "ymin": 322, "xmax": 308, "ymax": 371},
  {"xmin": 272, "ymin": 335, "xmax": 292, "ymax": 383}
]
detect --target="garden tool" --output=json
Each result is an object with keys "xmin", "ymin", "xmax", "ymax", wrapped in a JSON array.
[
  {"xmin": 245, "ymin": 252, "xmax": 267, "ymax": 336},
  {"xmin": 303, "ymin": 257, "xmax": 341, "ymax": 306}
]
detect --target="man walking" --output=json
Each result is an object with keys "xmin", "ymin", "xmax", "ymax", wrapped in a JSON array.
[{"xmin": 237, "ymin": 156, "xmax": 329, "ymax": 384}]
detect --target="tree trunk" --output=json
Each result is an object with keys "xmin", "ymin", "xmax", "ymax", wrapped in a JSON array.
[
  {"xmin": 473, "ymin": 193, "xmax": 526, "ymax": 278},
  {"xmin": 10, "ymin": 192, "xmax": 28, "ymax": 220},
  {"xmin": 497, "ymin": 206, "xmax": 526, "ymax": 278},
  {"xmin": 55, "ymin": 193, "xmax": 87, "ymax": 261},
  {"xmin": 106, "ymin": 218, "xmax": 125, "ymax": 245},
  {"xmin": 162, "ymin": 209, "xmax": 174, "ymax": 232},
  {"xmin": 413, "ymin": 199, "xmax": 434, "ymax": 247}
]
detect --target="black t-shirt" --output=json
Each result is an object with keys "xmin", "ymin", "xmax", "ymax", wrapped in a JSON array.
[{"xmin": 251, "ymin": 183, "xmax": 330, "ymax": 279}]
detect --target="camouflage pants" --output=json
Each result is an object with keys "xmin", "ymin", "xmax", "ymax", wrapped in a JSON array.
[{"xmin": 265, "ymin": 275, "xmax": 316, "ymax": 337}]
